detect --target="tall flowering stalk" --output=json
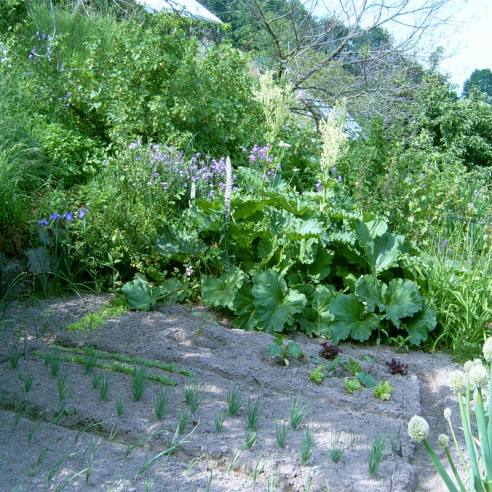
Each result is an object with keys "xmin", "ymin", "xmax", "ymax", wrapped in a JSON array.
[
  {"xmin": 408, "ymin": 338, "xmax": 492, "ymax": 492},
  {"xmin": 255, "ymin": 71, "xmax": 294, "ymax": 146},
  {"xmin": 318, "ymin": 105, "xmax": 348, "ymax": 212},
  {"xmin": 224, "ymin": 156, "xmax": 233, "ymax": 219}
]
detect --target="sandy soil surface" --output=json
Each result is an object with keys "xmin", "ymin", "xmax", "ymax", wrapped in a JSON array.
[{"xmin": 0, "ymin": 295, "xmax": 463, "ymax": 491}]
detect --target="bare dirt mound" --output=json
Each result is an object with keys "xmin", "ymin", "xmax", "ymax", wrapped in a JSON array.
[{"xmin": 0, "ymin": 295, "xmax": 460, "ymax": 491}]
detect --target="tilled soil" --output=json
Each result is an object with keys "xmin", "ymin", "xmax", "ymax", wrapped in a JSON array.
[{"xmin": 0, "ymin": 295, "xmax": 462, "ymax": 491}]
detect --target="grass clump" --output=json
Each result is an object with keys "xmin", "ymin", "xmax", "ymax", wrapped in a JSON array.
[
  {"xmin": 227, "ymin": 384, "xmax": 242, "ymax": 416},
  {"xmin": 99, "ymin": 375, "xmax": 110, "ymax": 402},
  {"xmin": 329, "ymin": 432, "xmax": 345, "ymax": 463},
  {"xmin": 132, "ymin": 367, "xmax": 147, "ymax": 402},
  {"xmin": 34, "ymin": 350, "xmax": 178, "ymax": 386},
  {"xmin": 51, "ymin": 344, "xmax": 192, "ymax": 377},
  {"xmin": 246, "ymin": 396, "xmax": 262, "ymax": 431},
  {"xmin": 368, "ymin": 435, "xmax": 385, "ymax": 477},
  {"xmin": 10, "ymin": 352, "xmax": 20, "ymax": 369},
  {"xmin": 185, "ymin": 384, "xmax": 200, "ymax": 413},
  {"xmin": 153, "ymin": 391, "xmax": 167, "ymax": 420},
  {"xmin": 116, "ymin": 398, "xmax": 125, "ymax": 417},
  {"xmin": 300, "ymin": 428, "xmax": 314, "ymax": 465},
  {"xmin": 66, "ymin": 303, "xmax": 126, "ymax": 332},
  {"xmin": 246, "ymin": 430, "xmax": 257, "ymax": 450},
  {"xmin": 276, "ymin": 421, "xmax": 288, "ymax": 449},
  {"xmin": 22, "ymin": 374, "xmax": 33, "ymax": 392},
  {"xmin": 215, "ymin": 412, "xmax": 225, "ymax": 433},
  {"xmin": 57, "ymin": 374, "xmax": 69, "ymax": 408},
  {"xmin": 290, "ymin": 394, "xmax": 306, "ymax": 431}
]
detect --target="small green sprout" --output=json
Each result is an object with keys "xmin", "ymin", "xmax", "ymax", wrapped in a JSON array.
[
  {"xmin": 185, "ymin": 384, "xmax": 200, "ymax": 413},
  {"xmin": 246, "ymin": 396, "xmax": 262, "ymax": 431},
  {"xmin": 344, "ymin": 377, "xmax": 362, "ymax": 394},
  {"xmin": 92, "ymin": 373, "xmax": 102, "ymax": 389},
  {"xmin": 176, "ymin": 412, "xmax": 190, "ymax": 435},
  {"xmin": 374, "ymin": 381, "xmax": 393, "ymax": 401},
  {"xmin": 215, "ymin": 412, "xmax": 225, "ymax": 433},
  {"xmin": 132, "ymin": 367, "xmax": 147, "ymax": 402},
  {"xmin": 23, "ymin": 374, "xmax": 33, "ymax": 392},
  {"xmin": 300, "ymin": 428, "xmax": 314, "ymax": 465},
  {"xmin": 153, "ymin": 391, "xmax": 167, "ymax": 420},
  {"xmin": 49, "ymin": 354, "xmax": 61, "ymax": 377},
  {"xmin": 246, "ymin": 430, "xmax": 257, "ymax": 450},
  {"xmin": 227, "ymin": 385, "xmax": 242, "ymax": 416},
  {"xmin": 10, "ymin": 352, "xmax": 20, "ymax": 369},
  {"xmin": 57, "ymin": 374, "xmax": 69, "ymax": 407},
  {"xmin": 276, "ymin": 421, "xmax": 288, "ymax": 448},
  {"xmin": 368, "ymin": 435, "xmax": 385, "ymax": 477},
  {"xmin": 116, "ymin": 398, "xmax": 125, "ymax": 417},
  {"xmin": 290, "ymin": 394, "xmax": 306, "ymax": 430},
  {"xmin": 329, "ymin": 432, "xmax": 345, "ymax": 463},
  {"xmin": 99, "ymin": 375, "xmax": 110, "ymax": 402},
  {"xmin": 309, "ymin": 365, "xmax": 325, "ymax": 384},
  {"xmin": 345, "ymin": 358, "xmax": 361, "ymax": 377}
]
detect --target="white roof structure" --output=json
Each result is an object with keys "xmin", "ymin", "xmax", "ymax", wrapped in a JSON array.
[{"xmin": 135, "ymin": 0, "xmax": 222, "ymax": 23}]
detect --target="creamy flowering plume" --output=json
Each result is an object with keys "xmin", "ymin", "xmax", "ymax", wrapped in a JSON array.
[
  {"xmin": 483, "ymin": 337, "xmax": 492, "ymax": 362},
  {"xmin": 224, "ymin": 156, "xmax": 232, "ymax": 217},
  {"xmin": 408, "ymin": 415, "xmax": 429, "ymax": 443},
  {"xmin": 469, "ymin": 364, "xmax": 488, "ymax": 388},
  {"xmin": 190, "ymin": 180, "xmax": 196, "ymax": 201},
  {"xmin": 448, "ymin": 370, "xmax": 465, "ymax": 394},
  {"xmin": 443, "ymin": 408, "xmax": 452, "ymax": 419},
  {"xmin": 438, "ymin": 434, "xmax": 449, "ymax": 449}
]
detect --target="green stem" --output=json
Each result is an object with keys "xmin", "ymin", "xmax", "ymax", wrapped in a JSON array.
[
  {"xmin": 445, "ymin": 447, "xmax": 466, "ymax": 492},
  {"xmin": 446, "ymin": 416, "xmax": 467, "ymax": 471},
  {"xmin": 423, "ymin": 440, "xmax": 459, "ymax": 492}
]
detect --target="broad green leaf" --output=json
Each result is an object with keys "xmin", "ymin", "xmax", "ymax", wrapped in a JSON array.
[
  {"xmin": 201, "ymin": 268, "xmax": 245, "ymax": 310},
  {"xmin": 299, "ymin": 238, "xmax": 318, "ymax": 264},
  {"xmin": 121, "ymin": 274, "xmax": 159, "ymax": 310},
  {"xmin": 404, "ymin": 304, "xmax": 437, "ymax": 346},
  {"xmin": 268, "ymin": 209, "xmax": 323, "ymax": 240},
  {"xmin": 382, "ymin": 279, "xmax": 423, "ymax": 328},
  {"xmin": 355, "ymin": 275, "xmax": 386, "ymax": 312},
  {"xmin": 252, "ymin": 270, "xmax": 307, "ymax": 332},
  {"xmin": 307, "ymin": 247, "xmax": 333, "ymax": 281},
  {"xmin": 267, "ymin": 343, "xmax": 283, "ymax": 358},
  {"xmin": 355, "ymin": 220, "xmax": 403, "ymax": 274},
  {"xmin": 157, "ymin": 278, "xmax": 185, "ymax": 302},
  {"xmin": 156, "ymin": 225, "xmax": 204, "ymax": 258},
  {"xmin": 328, "ymin": 293, "xmax": 380, "ymax": 343},
  {"xmin": 357, "ymin": 371, "xmax": 376, "ymax": 388},
  {"xmin": 232, "ymin": 282, "xmax": 257, "ymax": 330},
  {"xmin": 286, "ymin": 341, "xmax": 304, "ymax": 359}
]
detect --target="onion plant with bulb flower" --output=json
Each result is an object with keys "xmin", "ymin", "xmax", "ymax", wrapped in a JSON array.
[{"xmin": 408, "ymin": 337, "xmax": 492, "ymax": 491}]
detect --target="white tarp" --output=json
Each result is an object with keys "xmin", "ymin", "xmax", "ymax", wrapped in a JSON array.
[{"xmin": 135, "ymin": 0, "xmax": 222, "ymax": 23}]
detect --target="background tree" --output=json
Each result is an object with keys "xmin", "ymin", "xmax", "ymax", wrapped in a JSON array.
[{"xmin": 463, "ymin": 68, "xmax": 492, "ymax": 100}]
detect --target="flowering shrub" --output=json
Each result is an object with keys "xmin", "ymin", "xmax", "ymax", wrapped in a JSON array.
[{"xmin": 408, "ymin": 337, "xmax": 492, "ymax": 491}]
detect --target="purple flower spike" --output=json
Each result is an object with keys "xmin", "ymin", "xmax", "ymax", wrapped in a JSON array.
[
  {"xmin": 64, "ymin": 211, "xmax": 74, "ymax": 222},
  {"xmin": 78, "ymin": 208, "xmax": 88, "ymax": 219},
  {"xmin": 38, "ymin": 218, "xmax": 49, "ymax": 227},
  {"xmin": 50, "ymin": 212, "xmax": 60, "ymax": 220},
  {"xmin": 315, "ymin": 181, "xmax": 323, "ymax": 192}
]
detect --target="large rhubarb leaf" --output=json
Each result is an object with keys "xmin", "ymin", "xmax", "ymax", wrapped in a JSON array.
[
  {"xmin": 355, "ymin": 275, "xmax": 386, "ymax": 312},
  {"xmin": 355, "ymin": 220, "xmax": 404, "ymax": 274},
  {"xmin": 404, "ymin": 304, "xmax": 437, "ymax": 346},
  {"xmin": 201, "ymin": 268, "xmax": 245, "ymax": 310},
  {"xmin": 328, "ymin": 293, "xmax": 380, "ymax": 343},
  {"xmin": 299, "ymin": 285, "xmax": 335, "ymax": 336},
  {"xmin": 382, "ymin": 279, "xmax": 423, "ymax": 328},
  {"xmin": 252, "ymin": 270, "xmax": 306, "ymax": 332},
  {"xmin": 156, "ymin": 225, "xmax": 204, "ymax": 258},
  {"xmin": 121, "ymin": 274, "xmax": 160, "ymax": 310}
]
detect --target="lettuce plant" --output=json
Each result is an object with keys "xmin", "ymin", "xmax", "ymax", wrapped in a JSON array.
[
  {"xmin": 408, "ymin": 337, "xmax": 492, "ymax": 492},
  {"xmin": 374, "ymin": 381, "xmax": 393, "ymax": 401}
]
